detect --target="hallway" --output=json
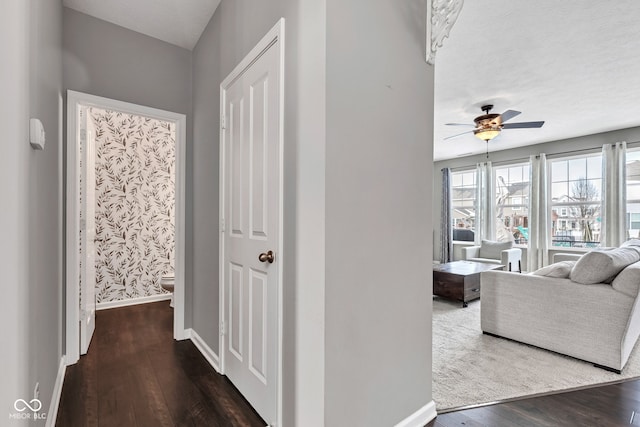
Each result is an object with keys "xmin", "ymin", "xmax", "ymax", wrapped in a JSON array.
[{"xmin": 55, "ymin": 302, "xmax": 264, "ymax": 426}]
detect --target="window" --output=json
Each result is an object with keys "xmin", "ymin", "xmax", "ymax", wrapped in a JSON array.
[
  {"xmin": 626, "ymin": 150, "xmax": 640, "ymax": 239},
  {"xmin": 451, "ymin": 170, "xmax": 476, "ymax": 241},
  {"xmin": 495, "ymin": 164, "xmax": 529, "ymax": 245},
  {"xmin": 550, "ymin": 155, "xmax": 602, "ymax": 247}
]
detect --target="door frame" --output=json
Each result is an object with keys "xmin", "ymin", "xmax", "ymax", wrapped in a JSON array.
[
  {"xmin": 79, "ymin": 108, "xmax": 96, "ymax": 355},
  {"xmin": 218, "ymin": 18, "xmax": 285, "ymax": 425},
  {"xmin": 65, "ymin": 90, "xmax": 188, "ymax": 365}
]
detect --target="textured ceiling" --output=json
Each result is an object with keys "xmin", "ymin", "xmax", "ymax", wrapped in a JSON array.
[
  {"xmin": 63, "ymin": 0, "xmax": 220, "ymax": 50},
  {"xmin": 434, "ymin": 1, "xmax": 640, "ymax": 161}
]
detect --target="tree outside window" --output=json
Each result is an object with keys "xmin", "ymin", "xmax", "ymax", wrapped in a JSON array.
[
  {"xmin": 569, "ymin": 178, "xmax": 599, "ymax": 243},
  {"xmin": 550, "ymin": 155, "xmax": 602, "ymax": 248},
  {"xmin": 495, "ymin": 164, "xmax": 529, "ymax": 244}
]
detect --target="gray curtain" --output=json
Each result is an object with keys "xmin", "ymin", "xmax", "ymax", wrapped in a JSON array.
[
  {"xmin": 440, "ymin": 168, "xmax": 453, "ymax": 263},
  {"xmin": 527, "ymin": 154, "xmax": 549, "ymax": 271},
  {"xmin": 474, "ymin": 162, "xmax": 495, "ymax": 245},
  {"xmin": 602, "ymin": 142, "xmax": 627, "ymax": 246}
]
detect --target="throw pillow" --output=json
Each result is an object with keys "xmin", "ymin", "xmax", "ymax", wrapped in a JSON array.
[
  {"xmin": 612, "ymin": 260, "xmax": 640, "ymax": 297},
  {"xmin": 479, "ymin": 239, "xmax": 513, "ymax": 259},
  {"xmin": 570, "ymin": 247, "xmax": 640, "ymax": 284},
  {"xmin": 622, "ymin": 239, "xmax": 640, "ymax": 248},
  {"xmin": 532, "ymin": 261, "xmax": 576, "ymax": 278}
]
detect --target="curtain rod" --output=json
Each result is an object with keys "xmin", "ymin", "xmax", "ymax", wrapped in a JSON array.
[{"xmin": 449, "ymin": 140, "xmax": 640, "ymax": 172}]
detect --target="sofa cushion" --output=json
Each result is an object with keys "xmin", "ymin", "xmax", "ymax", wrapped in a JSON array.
[
  {"xmin": 479, "ymin": 239, "xmax": 513, "ymax": 259},
  {"xmin": 612, "ymin": 261, "xmax": 640, "ymax": 297},
  {"xmin": 532, "ymin": 261, "xmax": 576, "ymax": 278},
  {"xmin": 570, "ymin": 247, "xmax": 640, "ymax": 284}
]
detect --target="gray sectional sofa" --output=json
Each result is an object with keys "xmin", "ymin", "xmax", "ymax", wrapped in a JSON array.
[{"xmin": 480, "ymin": 241, "xmax": 640, "ymax": 373}]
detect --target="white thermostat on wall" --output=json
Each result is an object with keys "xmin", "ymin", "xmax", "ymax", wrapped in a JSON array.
[{"xmin": 29, "ymin": 118, "xmax": 46, "ymax": 150}]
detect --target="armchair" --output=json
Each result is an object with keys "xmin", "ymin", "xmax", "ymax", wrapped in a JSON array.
[{"xmin": 462, "ymin": 239, "xmax": 522, "ymax": 272}]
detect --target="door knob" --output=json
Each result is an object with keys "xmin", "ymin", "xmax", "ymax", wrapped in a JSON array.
[{"xmin": 258, "ymin": 250, "xmax": 275, "ymax": 263}]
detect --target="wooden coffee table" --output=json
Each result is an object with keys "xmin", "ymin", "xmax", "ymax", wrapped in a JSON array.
[{"xmin": 433, "ymin": 261, "xmax": 504, "ymax": 307}]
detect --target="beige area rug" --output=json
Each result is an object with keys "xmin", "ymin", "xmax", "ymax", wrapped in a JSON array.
[{"xmin": 433, "ymin": 296, "xmax": 640, "ymax": 412}]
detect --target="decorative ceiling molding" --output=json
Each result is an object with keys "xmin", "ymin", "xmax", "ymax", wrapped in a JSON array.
[{"xmin": 426, "ymin": 0, "xmax": 464, "ymax": 65}]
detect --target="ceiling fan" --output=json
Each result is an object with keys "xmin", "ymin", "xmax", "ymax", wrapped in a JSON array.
[{"xmin": 444, "ymin": 104, "xmax": 545, "ymax": 147}]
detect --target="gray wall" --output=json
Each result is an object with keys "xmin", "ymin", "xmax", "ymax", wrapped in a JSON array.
[
  {"xmin": 191, "ymin": 1, "xmax": 316, "ymax": 424},
  {"xmin": 190, "ymin": 2, "xmax": 223, "ymax": 361},
  {"xmin": 62, "ymin": 2, "xmax": 436, "ymax": 425},
  {"xmin": 2, "ymin": 0, "xmax": 63, "ymax": 424},
  {"xmin": 2, "ymin": 1, "xmax": 31, "ymax": 416},
  {"xmin": 193, "ymin": 0, "xmax": 435, "ymax": 425},
  {"xmin": 63, "ymin": 8, "xmax": 192, "ymax": 115},
  {"xmin": 433, "ymin": 126, "xmax": 640, "ymax": 268},
  {"xmin": 324, "ymin": 0, "xmax": 434, "ymax": 425},
  {"xmin": 62, "ymin": 7, "xmax": 195, "ymax": 326}
]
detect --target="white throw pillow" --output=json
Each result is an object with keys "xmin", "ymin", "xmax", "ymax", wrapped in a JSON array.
[
  {"xmin": 479, "ymin": 239, "xmax": 513, "ymax": 259},
  {"xmin": 622, "ymin": 239, "xmax": 640, "ymax": 248},
  {"xmin": 612, "ymin": 261, "xmax": 640, "ymax": 297},
  {"xmin": 570, "ymin": 247, "xmax": 640, "ymax": 284},
  {"xmin": 532, "ymin": 261, "xmax": 576, "ymax": 278}
]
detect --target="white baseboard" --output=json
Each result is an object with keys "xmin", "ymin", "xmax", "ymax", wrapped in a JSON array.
[
  {"xmin": 394, "ymin": 400, "xmax": 437, "ymax": 427},
  {"xmin": 187, "ymin": 328, "xmax": 221, "ymax": 373},
  {"xmin": 96, "ymin": 293, "xmax": 172, "ymax": 310},
  {"xmin": 45, "ymin": 356, "xmax": 67, "ymax": 427}
]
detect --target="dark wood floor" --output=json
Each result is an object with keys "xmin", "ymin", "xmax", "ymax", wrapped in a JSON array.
[
  {"xmin": 429, "ymin": 379, "xmax": 640, "ymax": 427},
  {"xmin": 55, "ymin": 301, "xmax": 265, "ymax": 427},
  {"xmin": 57, "ymin": 301, "xmax": 640, "ymax": 427}
]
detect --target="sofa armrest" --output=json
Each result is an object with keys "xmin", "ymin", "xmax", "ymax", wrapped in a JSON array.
[
  {"xmin": 480, "ymin": 270, "xmax": 635, "ymax": 370},
  {"xmin": 462, "ymin": 246, "xmax": 480, "ymax": 259},
  {"xmin": 500, "ymin": 248, "xmax": 522, "ymax": 272}
]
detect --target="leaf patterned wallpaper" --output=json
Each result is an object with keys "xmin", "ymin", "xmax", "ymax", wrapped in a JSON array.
[{"xmin": 88, "ymin": 107, "xmax": 175, "ymax": 303}]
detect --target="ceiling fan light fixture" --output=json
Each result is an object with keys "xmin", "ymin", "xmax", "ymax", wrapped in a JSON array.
[
  {"xmin": 444, "ymin": 105, "xmax": 544, "ymax": 144},
  {"xmin": 474, "ymin": 127, "xmax": 501, "ymax": 142}
]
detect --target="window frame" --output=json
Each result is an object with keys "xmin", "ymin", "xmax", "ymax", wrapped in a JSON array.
[
  {"xmin": 549, "ymin": 153, "xmax": 603, "ymax": 249},
  {"xmin": 625, "ymin": 149, "xmax": 640, "ymax": 240},
  {"xmin": 494, "ymin": 162, "xmax": 530, "ymax": 246},
  {"xmin": 450, "ymin": 168, "xmax": 477, "ymax": 242}
]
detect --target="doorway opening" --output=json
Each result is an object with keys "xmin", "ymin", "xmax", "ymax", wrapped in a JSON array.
[{"xmin": 66, "ymin": 91, "xmax": 187, "ymax": 365}]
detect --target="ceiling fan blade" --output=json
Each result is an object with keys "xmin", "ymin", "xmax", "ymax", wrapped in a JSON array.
[
  {"xmin": 444, "ymin": 129, "xmax": 475, "ymax": 140},
  {"xmin": 445, "ymin": 123, "xmax": 474, "ymax": 127},
  {"xmin": 502, "ymin": 121, "xmax": 545, "ymax": 129},
  {"xmin": 500, "ymin": 110, "xmax": 521, "ymax": 123}
]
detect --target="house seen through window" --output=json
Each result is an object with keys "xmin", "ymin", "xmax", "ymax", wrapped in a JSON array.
[
  {"xmin": 450, "ymin": 150, "xmax": 636, "ymax": 250},
  {"xmin": 451, "ymin": 170, "xmax": 476, "ymax": 241},
  {"xmin": 550, "ymin": 155, "xmax": 602, "ymax": 248},
  {"xmin": 495, "ymin": 163, "xmax": 529, "ymax": 245},
  {"xmin": 626, "ymin": 149, "xmax": 640, "ymax": 239}
]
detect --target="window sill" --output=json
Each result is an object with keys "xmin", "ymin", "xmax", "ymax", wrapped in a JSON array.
[{"xmin": 548, "ymin": 247, "xmax": 592, "ymax": 253}]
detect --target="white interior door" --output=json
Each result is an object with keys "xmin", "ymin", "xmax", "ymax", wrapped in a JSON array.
[
  {"xmin": 80, "ymin": 108, "xmax": 96, "ymax": 355},
  {"xmin": 221, "ymin": 22, "xmax": 283, "ymax": 425}
]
